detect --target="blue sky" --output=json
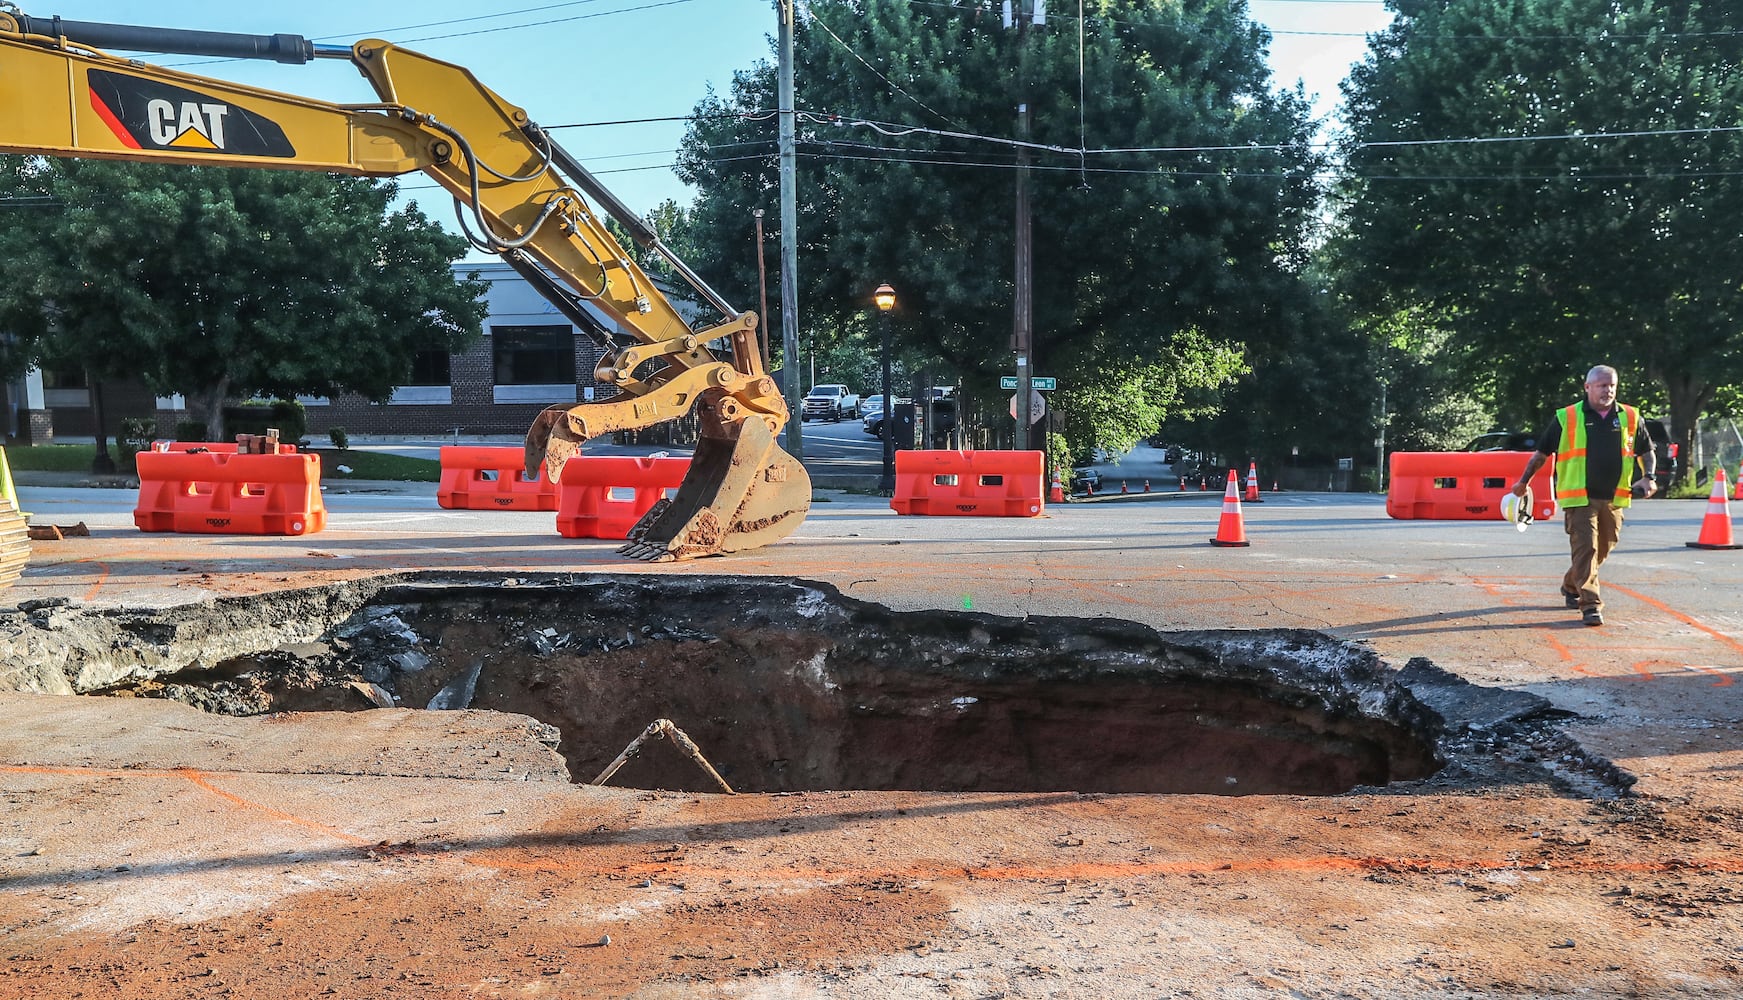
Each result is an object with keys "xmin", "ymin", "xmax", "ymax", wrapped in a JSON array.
[{"xmin": 47, "ymin": 0, "xmax": 1393, "ymax": 217}]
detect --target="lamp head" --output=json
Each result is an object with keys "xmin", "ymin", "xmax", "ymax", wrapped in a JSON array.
[{"xmin": 873, "ymin": 283, "xmax": 896, "ymax": 312}]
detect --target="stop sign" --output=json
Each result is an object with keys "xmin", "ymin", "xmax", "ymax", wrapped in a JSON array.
[{"xmin": 1008, "ymin": 390, "xmax": 1046, "ymax": 420}]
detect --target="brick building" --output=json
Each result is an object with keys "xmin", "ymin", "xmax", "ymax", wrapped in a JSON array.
[{"xmin": 2, "ymin": 261, "xmax": 709, "ymax": 443}]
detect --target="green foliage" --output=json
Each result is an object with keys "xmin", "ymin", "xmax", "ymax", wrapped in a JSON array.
[
  {"xmin": 1043, "ymin": 430, "xmax": 1074, "ymax": 485},
  {"xmin": 603, "ymin": 199, "xmax": 697, "ymax": 283},
  {"xmin": 0, "ymin": 159, "xmax": 488, "ymax": 440},
  {"xmin": 315, "ymin": 450, "xmax": 439, "ymax": 482},
  {"xmin": 1181, "ymin": 272, "xmax": 1385, "ymax": 466},
  {"xmin": 675, "ymin": 0, "xmax": 1324, "ymax": 458},
  {"xmin": 807, "ymin": 333, "xmax": 885, "ymax": 395},
  {"xmin": 1334, "ymin": 0, "xmax": 1743, "ymax": 474},
  {"xmin": 173, "ymin": 420, "xmax": 208, "ymax": 443},
  {"xmin": 1, "ymin": 444, "xmax": 102, "ymax": 473},
  {"xmin": 1667, "ymin": 480, "xmax": 1713, "ymax": 501},
  {"xmin": 225, "ymin": 400, "xmax": 306, "ymax": 443},
  {"xmin": 328, "ymin": 427, "xmax": 350, "ymax": 451},
  {"xmin": 1364, "ymin": 309, "xmax": 1496, "ymax": 454},
  {"xmin": 1055, "ymin": 333, "xmax": 1247, "ymax": 465}
]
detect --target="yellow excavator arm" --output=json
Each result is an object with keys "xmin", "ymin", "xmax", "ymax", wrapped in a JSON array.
[{"xmin": 0, "ymin": 10, "xmax": 808, "ymax": 561}]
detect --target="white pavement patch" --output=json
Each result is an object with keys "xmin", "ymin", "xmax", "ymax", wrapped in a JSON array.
[
  {"xmin": 793, "ymin": 533, "xmax": 1121, "ymax": 545},
  {"xmin": 329, "ymin": 513, "xmax": 474, "ymax": 528}
]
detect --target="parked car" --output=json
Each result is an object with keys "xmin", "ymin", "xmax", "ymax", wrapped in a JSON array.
[
  {"xmin": 1463, "ymin": 431, "xmax": 1539, "ymax": 452},
  {"xmin": 1466, "ymin": 422, "xmax": 1675, "ymax": 494},
  {"xmin": 1070, "ymin": 467, "xmax": 1102, "ymax": 494},
  {"xmin": 1644, "ymin": 418, "xmax": 1676, "ymax": 494},
  {"xmin": 802, "ymin": 384, "xmax": 860, "ymax": 422},
  {"xmin": 861, "ymin": 395, "xmax": 906, "ymax": 438}
]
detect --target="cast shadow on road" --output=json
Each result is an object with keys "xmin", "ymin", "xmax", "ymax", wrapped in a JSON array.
[
  {"xmin": 1336, "ymin": 606, "xmax": 1605, "ymax": 639},
  {"xmin": 0, "ymin": 792, "xmax": 1086, "ymax": 893}
]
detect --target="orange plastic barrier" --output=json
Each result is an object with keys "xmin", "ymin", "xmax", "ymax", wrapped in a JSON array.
[
  {"xmin": 134, "ymin": 451, "xmax": 325, "ymax": 535},
  {"xmin": 437, "ymin": 446, "xmax": 558, "ymax": 511},
  {"xmin": 1387, "ymin": 452, "xmax": 1555, "ymax": 521},
  {"xmin": 555, "ymin": 455, "xmax": 692, "ymax": 539},
  {"xmin": 891, "ymin": 450, "xmax": 1044, "ymax": 517}
]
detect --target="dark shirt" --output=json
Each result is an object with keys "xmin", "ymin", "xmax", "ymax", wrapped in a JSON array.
[{"xmin": 1535, "ymin": 402, "xmax": 1652, "ymax": 499}]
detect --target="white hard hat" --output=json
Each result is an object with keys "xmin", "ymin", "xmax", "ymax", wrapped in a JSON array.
[{"xmin": 1501, "ymin": 490, "xmax": 1533, "ymax": 532}]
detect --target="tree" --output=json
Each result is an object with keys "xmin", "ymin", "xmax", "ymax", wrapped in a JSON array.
[
  {"xmin": 674, "ymin": 0, "xmax": 1324, "ymax": 458},
  {"xmin": 0, "ymin": 158, "xmax": 487, "ymax": 441},
  {"xmin": 604, "ymin": 198, "xmax": 698, "ymax": 282},
  {"xmin": 1334, "ymin": 0, "xmax": 1743, "ymax": 476}
]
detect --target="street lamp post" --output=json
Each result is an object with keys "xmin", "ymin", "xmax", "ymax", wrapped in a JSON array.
[{"xmin": 874, "ymin": 282, "xmax": 897, "ymax": 496}]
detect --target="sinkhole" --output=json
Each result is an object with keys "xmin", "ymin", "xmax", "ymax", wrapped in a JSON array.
[{"xmin": 48, "ymin": 575, "xmax": 1453, "ymax": 795}]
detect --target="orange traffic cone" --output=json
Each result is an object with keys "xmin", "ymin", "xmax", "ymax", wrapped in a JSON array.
[
  {"xmin": 1199, "ymin": 477, "xmax": 1208, "ymax": 492},
  {"xmin": 1121, "ymin": 480, "xmax": 1129, "ymax": 494},
  {"xmin": 1210, "ymin": 470, "xmax": 1251, "ymax": 547},
  {"xmin": 1735, "ymin": 467, "xmax": 1742, "ymax": 502},
  {"xmin": 1143, "ymin": 479, "xmax": 1151, "ymax": 493},
  {"xmin": 1049, "ymin": 473, "xmax": 1065, "ymax": 504},
  {"xmin": 1686, "ymin": 469, "xmax": 1741, "ymax": 550},
  {"xmin": 1244, "ymin": 462, "xmax": 1264, "ymax": 504}
]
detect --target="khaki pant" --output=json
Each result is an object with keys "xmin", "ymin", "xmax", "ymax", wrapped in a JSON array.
[{"xmin": 1563, "ymin": 501, "xmax": 1625, "ymax": 611}]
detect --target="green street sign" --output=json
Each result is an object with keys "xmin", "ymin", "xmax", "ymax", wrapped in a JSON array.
[{"xmin": 1001, "ymin": 376, "xmax": 1057, "ymax": 390}]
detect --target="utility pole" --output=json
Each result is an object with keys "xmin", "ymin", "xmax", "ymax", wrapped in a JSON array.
[
  {"xmin": 777, "ymin": 0, "xmax": 803, "ymax": 459},
  {"xmin": 1007, "ymin": 1, "xmax": 1044, "ymax": 449},
  {"xmin": 1014, "ymin": 97, "xmax": 1033, "ymax": 449},
  {"xmin": 753, "ymin": 208, "xmax": 771, "ymax": 374},
  {"xmin": 1375, "ymin": 377, "xmax": 1388, "ymax": 493}
]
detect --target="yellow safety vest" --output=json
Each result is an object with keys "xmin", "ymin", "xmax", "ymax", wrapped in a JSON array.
[{"xmin": 1554, "ymin": 402, "xmax": 1638, "ymax": 508}]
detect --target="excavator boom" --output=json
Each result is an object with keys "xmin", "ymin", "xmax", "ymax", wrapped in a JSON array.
[{"xmin": 0, "ymin": 9, "xmax": 809, "ymax": 561}]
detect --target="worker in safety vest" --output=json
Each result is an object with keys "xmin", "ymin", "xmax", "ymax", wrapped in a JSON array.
[{"xmin": 1509, "ymin": 365, "xmax": 1656, "ymax": 627}]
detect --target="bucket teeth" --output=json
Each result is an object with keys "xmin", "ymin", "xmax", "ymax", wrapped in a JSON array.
[
  {"xmin": 616, "ymin": 418, "xmax": 810, "ymax": 561},
  {"xmin": 526, "ymin": 392, "xmax": 809, "ymax": 561},
  {"xmin": 617, "ymin": 540, "xmax": 678, "ymax": 563}
]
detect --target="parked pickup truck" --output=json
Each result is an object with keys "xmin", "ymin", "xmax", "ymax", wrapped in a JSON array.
[{"xmin": 802, "ymin": 384, "xmax": 861, "ymax": 422}]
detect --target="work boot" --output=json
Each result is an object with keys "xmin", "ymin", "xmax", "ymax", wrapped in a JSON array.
[
  {"xmin": 1561, "ymin": 588, "xmax": 1579, "ymax": 609},
  {"xmin": 1582, "ymin": 607, "xmax": 1604, "ymax": 627}
]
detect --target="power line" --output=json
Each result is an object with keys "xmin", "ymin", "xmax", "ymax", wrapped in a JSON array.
[
  {"xmin": 163, "ymin": 0, "xmax": 700, "ymax": 67},
  {"xmin": 378, "ymin": 103, "xmax": 1743, "ymax": 175},
  {"xmin": 393, "ymin": 143, "xmax": 1743, "ymax": 187},
  {"xmin": 386, "ymin": 0, "xmax": 702, "ymax": 46},
  {"xmin": 314, "ymin": 0, "xmax": 624, "ymax": 42},
  {"xmin": 817, "ymin": 111, "xmax": 1743, "ymax": 157},
  {"xmin": 902, "ymin": 0, "xmax": 1736, "ymax": 41}
]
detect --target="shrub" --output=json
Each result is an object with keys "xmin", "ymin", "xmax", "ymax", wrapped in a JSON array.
[
  {"xmin": 117, "ymin": 417, "xmax": 158, "ymax": 472},
  {"xmin": 174, "ymin": 419, "xmax": 208, "ymax": 442},
  {"xmin": 328, "ymin": 426, "xmax": 350, "ymax": 450},
  {"xmin": 224, "ymin": 399, "xmax": 307, "ymax": 443}
]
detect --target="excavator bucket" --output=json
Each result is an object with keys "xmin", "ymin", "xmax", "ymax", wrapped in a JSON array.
[
  {"xmin": 618, "ymin": 414, "xmax": 811, "ymax": 561},
  {"xmin": 525, "ymin": 395, "xmax": 811, "ymax": 562}
]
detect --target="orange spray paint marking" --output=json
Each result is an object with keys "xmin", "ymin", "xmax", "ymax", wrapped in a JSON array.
[
  {"xmin": 1544, "ymin": 634, "xmax": 1602, "ymax": 678},
  {"xmin": 82, "ymin": 561, "xmax": 111, "ymax": 602},
  {"xmin": 2, "ymin": 764, "xmax": 178, "ymax": 778},
  {"xmin": 175, "ymin": 768, "xmax": 370, "ymax": 846},
  {"xmin": 4, "ymin": 765, "xmax": 370, "ymax": 848},
  {"xmin": 1634, "ymin": 659, "xmax": 1734, "ymax": 688},
  {"xmin": 1606, "ymin": 584, "xmax": 1743, "ymax": 660},
  {"xmin": 468, "ymin": 851, "xmax": 1743, "ymax": 884}
]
